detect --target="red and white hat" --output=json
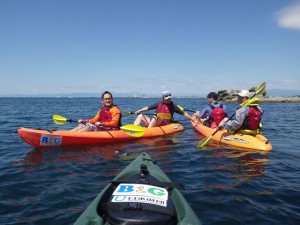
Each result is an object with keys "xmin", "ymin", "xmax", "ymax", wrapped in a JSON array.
[{"xmin": 162, "ymin": 91, "xmax": 172, "ymax": 99}]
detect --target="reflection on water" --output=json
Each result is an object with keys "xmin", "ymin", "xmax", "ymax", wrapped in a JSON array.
[
  {"xmin": 202, "ymin": 147, "xmax": 270, "ymax": 190},
  {"xmin": 231, "ymin": 152, "xmax": 269, "ymax": 177},
  {"xmin": 16, "ymin": 135, "xmax": 180, "ymax": 167},
  {"xmin": 9, "ymin": 135, "xmax": 181, "ymax": 225}
]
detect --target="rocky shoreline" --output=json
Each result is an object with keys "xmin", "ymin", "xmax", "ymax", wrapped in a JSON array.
[
  {"xmin": 223, "ymin": 96, "xmax": 300, "ymax": 103},
  {"xmin": 217, "ymin": 87, "xmax": 300, "ymax": 103}
]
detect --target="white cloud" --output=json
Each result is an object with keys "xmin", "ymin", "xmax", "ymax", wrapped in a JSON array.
[{"xmin": 275, "ymin": 1, "xmax": 300, "ymax": 31}]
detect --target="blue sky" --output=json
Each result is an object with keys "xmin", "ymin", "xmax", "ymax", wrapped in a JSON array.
[{"xmin": 1, "ymin": 0, "xmax": 300, "ymax": 97}]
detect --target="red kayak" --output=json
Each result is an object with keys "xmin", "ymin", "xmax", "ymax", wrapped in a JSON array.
[{"xmin": 18, "ymin": 123, "xmax": 184, "ymax": 148}]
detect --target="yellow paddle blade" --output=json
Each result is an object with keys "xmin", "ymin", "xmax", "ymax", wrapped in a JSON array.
[
  {"xmin": 248, "ymin": 97, "xmax": 260, "ymax": 106},
  {"xmin": 240, "ymin": 97, "xmax": 261, "ymax": 107},
  {"xmin": 124, "ymin": 111, "xmax": 134, "ymax": 115},
  {"xmin": 157, "ymin": 113, "xmax": 172, "ymax": 120},
  {"xmin": 177, "ymin": 105, "xmax": 195, "ymax": 113},
  {"xmin": 120, "ymin": 124, "xmax": 145, "ymax": 137},
  {"xmin": 196, "ymin": 135, "xmax": 213, "ymax": 148},
  {"xmin": 177, "ymin": 105, "xmax": 184, "ymax": 111},
  {"xmin": 196, "ymin": 126, "xmax": 220, "ymax": 148},
  {"xmin": 53, "ymin": 114, "xmax": 68, "ymax": 125},
  {"xmin": 256, "ymin": 82, "xmax": 266, "ymax": 96}
]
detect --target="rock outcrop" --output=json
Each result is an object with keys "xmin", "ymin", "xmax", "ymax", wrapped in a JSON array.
[
  {"xmin": 218, "ymin": 86, "xmax": 268, "ymax": 101},
  {"xmin": 216, "ymin": 87, "xmax": 300, "ymax": 102}
]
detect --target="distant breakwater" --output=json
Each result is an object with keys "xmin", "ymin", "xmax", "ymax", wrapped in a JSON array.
[{"xmin": 259, "ymin": 97, "xmax": 300, "ymax": 103}]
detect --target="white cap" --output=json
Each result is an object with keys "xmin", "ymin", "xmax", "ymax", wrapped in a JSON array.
[
  {"xmin": 238, "ymin": 90, "xmax": 250, "ymax": 98},
  {"xmin": 162, "ymin": 91, "xmax": 172, "ymax": 99}
]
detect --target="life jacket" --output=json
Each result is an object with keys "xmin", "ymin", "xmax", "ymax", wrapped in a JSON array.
[
  {"xmin": 242, "ymin": 106, "xmax": 262, "ymax": 130},
  {"xmin": 100, "ymin": 106, "xmax": 113, "ymax": 122},
  {"xmin": 209, "ymin": 103, "xmax": 226, "ymax": 126},
  {"xmin": 156, "ymin": 102, "xmax": 172, "ymax": 114},
  {"xmin": 155, "ymin": 102, "xmax": 172, "ymax": 126},
  {"xmin": 99, "ymin": 106, "xmax": 121, "ymax": 131}
]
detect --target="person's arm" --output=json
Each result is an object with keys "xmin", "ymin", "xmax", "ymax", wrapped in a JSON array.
[
  {"xmin": 196, "ymin": 107, "xmax": 210, "ymax": 124},
  {"xmin": 135, "ymin": 102, "xmax": 159, "ymax": 114},
  {"xmin": 135, "ymin": 106, "xmax": 149, "ymax": 114},
  {"xmin": 193, "ymin": 111, "xmax": 200, "ymax": 117},
  {"xmin": 199, "ymin": 107, "xmax": 211, "ymax": 119},
  {"xmin": 173, "ymin": 104, "xmax": 196, "ymax": 122},
  {"xmin": 222, "ymin": 104, "xmax": 229, "ymax": 117},
  {"xmin": 224, "ymin": 108, "xmax": 248, "ymax": 131},
  {"xmin": 183, "ymin": 111, "xmax": 193, "ymax": 121},
  {"xmin": 85, "ymin": 111, "xmax": 100, "ymax": 124},
  {"xmin": 258, "ymin": 106, "xmax": 264, "ymax": 115},
  {"xmin": 191, "ymin": 111, "xmax": 201, "ymax": 123}
]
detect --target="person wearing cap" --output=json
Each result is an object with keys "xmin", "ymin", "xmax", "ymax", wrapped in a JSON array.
[
  {"xmin": 192, "ymin": 92, "xmax": 228, "ymax": 128},
  {"xmin": 133, "ymin": 91, "xmax": 193, "ymax": 128},
  {"xmin": 220, "ymin": 90, "xmax": 263, "ymax": 133},
  {"xmin": 70, "ymin": 91, "xmax": 122, "ymax": 132}
]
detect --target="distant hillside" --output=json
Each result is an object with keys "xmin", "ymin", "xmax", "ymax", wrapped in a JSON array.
[
  {"xmin": 0, "ymin": 92, "xmax": 145, "ymax": 98},
  {"xmin": 1, "ymin": 89, "xmax": 300, "ymax": 98},
  {"xmin": 0, "ymin": 91, "xmax": 202, "ymax": 98}
]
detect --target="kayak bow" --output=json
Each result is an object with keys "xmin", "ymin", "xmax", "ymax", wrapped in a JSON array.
[{"xmin": 74, "ymin": 152, "xmax": 201, "ymax": 225}]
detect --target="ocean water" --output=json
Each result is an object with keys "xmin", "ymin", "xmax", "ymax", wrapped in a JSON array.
[{"xmin": 0, "ymin": 97, "xmax": 299, "ymax": 225}]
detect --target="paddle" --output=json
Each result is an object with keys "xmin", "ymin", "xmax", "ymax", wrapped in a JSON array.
[
  {"xmin": 52, "ymin": 114, "xmax": 145, "ymax": 137},
  {"xmin": 53, "ymin": 114, "xmax": 76, "ymax": 125},
  {"xmin": 124, "ymin": 111, "xmax": 172, "ymax": 120},
  {"xmin": 196, "ymin": 82, "xmax": 266, "ymax": 148},
  {"xmin": 176, "ymin": 105, "xmax": 195, "ymax": 113}
]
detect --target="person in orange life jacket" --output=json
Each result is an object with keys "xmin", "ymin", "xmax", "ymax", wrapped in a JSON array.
[
  {"xmin": 193, "ymin": 92, "xmax": 228, "ymax": 128},
  {"xmin": 220, "ymin": 90, "xmax": 263, "ymax": 132},
  {"xmin": 70, "ymin": 91, "xmax": 122, "ymax": 132},
  {"xmin": 134, "ymin": 91, "xmax": 193, "ymax": 128}
]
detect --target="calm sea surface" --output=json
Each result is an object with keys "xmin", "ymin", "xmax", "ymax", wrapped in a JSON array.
[{"xmin": 0, "ymin": 97, "xmax": 299, "ymax": 225}]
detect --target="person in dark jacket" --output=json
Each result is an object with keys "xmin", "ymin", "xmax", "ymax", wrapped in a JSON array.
[{"xmin": 134, "ymin": 91, "xmax": 193, "ymax": 128}]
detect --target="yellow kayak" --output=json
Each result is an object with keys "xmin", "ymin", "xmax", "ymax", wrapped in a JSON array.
[{"xmin": 191, "ymin": 121, "xmax": 272, "ymax": 151}]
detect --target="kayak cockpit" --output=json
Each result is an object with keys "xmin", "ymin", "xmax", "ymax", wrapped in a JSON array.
[{"xmin": 98, "ymin": 163, "xmax": 183, "ymax": 225}]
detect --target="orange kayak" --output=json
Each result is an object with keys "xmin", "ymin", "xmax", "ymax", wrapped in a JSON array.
[
  {"xmin": 191, "ymin": 121, "xmax": 272, "ymax": 151},
  {"xmin": 18, "ymin": 123, "xmax": 184, "ymax": 148}
]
